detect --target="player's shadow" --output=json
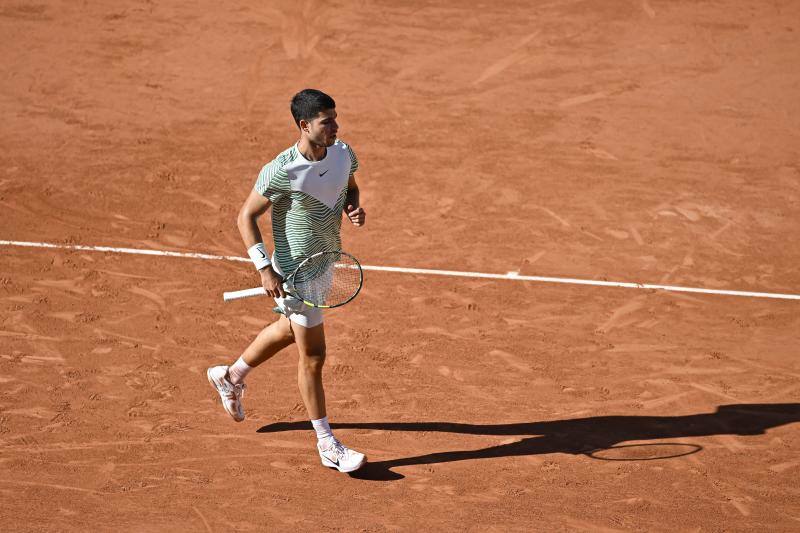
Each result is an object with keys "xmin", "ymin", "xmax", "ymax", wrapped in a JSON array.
[{"xmin": 257, "ymin": 403, "xmax": 800, "ymax": 481}]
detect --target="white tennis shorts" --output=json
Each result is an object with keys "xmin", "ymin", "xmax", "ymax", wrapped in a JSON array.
[{"xmin": 271, "ymin": 257, "xmax": 324, "ymax": 328}]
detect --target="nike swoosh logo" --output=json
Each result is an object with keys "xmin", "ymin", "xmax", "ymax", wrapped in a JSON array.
[
  {"xmin": 322, "ymin": 451, "xmax": 340, "ymax": 466},
  {"xmin": 257, "ymin": 249, "xmax": 266, "ymax": 259},
  {"xmin": 319, "ymin": 169, "xmax": 329, "ymax": 176}
]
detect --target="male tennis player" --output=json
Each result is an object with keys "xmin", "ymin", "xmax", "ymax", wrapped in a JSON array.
[{"xmin": 207, "ymin": 89, "xmax": 367, "ymax": 473}]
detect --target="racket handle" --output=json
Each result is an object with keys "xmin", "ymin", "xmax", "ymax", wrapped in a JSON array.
[{"xmin": 223, "ymin": 287, "xmax": 266, "ymax": 301}]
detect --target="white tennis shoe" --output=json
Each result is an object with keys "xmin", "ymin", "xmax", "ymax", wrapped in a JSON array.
[
  {"xmin": 317, "ymin": 437, "xmax": 367, "ymax": 473},
  {"xmin": 206, "ymin": 365, "xmax": 246, "ymax": 422}
]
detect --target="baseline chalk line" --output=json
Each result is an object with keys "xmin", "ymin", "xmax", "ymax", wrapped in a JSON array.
[{"xmin": 1, "ymin": 239, "xmax": 798, "ymax": 301}]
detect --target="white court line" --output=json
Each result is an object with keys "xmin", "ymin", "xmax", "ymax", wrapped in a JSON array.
[{"xmin": 1, "ymin": 239, "xmax": 799, "ymax": 301}]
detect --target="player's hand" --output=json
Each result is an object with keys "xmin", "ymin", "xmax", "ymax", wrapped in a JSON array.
[
  {"xmin": 259, "ymin": 266, "xmax": 286, "ymax": 298},
  {"xmin": 346, "ymin": 204, "xmax": 366, "ymax": 226}
]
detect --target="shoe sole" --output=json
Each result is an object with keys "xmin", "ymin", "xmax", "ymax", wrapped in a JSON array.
[
  {"xmin": 321, "ymin": 455, "xmax": 367, "ymax": 473},
  {"xmin": 206, "ymin": 368, "xmax": 245, "ymax": 422}
]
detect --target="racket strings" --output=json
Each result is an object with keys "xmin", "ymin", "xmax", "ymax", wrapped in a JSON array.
[{"xmin": 293, "ymin": 252, "xmax": 362, "ymax": 307}]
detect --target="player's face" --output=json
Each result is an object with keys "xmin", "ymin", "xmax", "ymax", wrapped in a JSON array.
[{"xmin": 304, "ymin": 109, "xmax": 338, "ymax": 147}]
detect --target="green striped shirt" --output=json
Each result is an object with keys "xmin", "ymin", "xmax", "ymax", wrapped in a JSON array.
[{"xmin": 254, "ymin": 140, "xmax": 358, "ymax": 275}]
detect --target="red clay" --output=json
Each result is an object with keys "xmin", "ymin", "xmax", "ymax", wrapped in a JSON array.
[{"xmin": 1, "ymin": 1, "xmax": 799, "ymax": 531}]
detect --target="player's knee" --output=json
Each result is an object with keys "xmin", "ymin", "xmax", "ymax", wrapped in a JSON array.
[{"xmin": 300, "ymin": 351, "xmax": 326, "ymax": 373}]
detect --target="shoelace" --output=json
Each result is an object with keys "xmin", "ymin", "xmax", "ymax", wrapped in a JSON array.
[
  {"xmin": 321, "ymin": 438, "xmax": 347, "ymax": 459},
  {"xmin": 330, "ymin": 440, "xmax": 347, "ymax": 459},
  {"xmin": 222, "ymin": 381, "xmax": 246, "ymax": 401}
]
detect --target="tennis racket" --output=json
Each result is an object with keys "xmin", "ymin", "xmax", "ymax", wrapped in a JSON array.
[{"xmin": 223, "ymin": 250, "xmax": 363, "ymax": 309}]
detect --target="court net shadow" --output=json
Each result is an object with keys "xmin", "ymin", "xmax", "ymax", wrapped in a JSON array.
[{"xmin": 257, "ymin": 403, "xmax": 800, "ymax": 481}]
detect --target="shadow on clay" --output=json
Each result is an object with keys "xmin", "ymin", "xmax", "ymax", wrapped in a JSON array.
[{"xmin": 257, "ymin": 403, "xmax": 800, "ymax": 481}]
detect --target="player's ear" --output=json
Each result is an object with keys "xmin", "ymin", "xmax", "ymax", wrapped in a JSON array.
[{"xmin": 299, "ymin": 119, "xmax": 310, "ymax": 134}]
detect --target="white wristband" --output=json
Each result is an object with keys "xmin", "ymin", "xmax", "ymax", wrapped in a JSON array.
[{"xmin": 247, "ymin": 243, "xmax": 271, "ymax": 271}]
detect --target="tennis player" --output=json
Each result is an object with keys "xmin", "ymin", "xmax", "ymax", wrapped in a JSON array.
[{"xmin": 207, "ymin": 89, "xmax": 367, "ymax": 473}]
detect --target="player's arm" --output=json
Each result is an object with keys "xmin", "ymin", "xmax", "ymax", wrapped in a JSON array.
[
  {"xmin": 237, "ymin": 189, "xmax": 285, "ymax": 298},
  {"xmin": 345, "ymin": 173, "xmax": 365, "ymax": 227}
]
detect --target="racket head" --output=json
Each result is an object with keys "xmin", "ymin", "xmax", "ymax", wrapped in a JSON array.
[{"xmin": 287, "ymin": 251, "xmax": 363, "ymax": 308}]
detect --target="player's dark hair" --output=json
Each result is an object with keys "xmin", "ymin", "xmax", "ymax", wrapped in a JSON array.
[{"xmin": 290, "ymin": 89, "xmax": 336, "ymax": 128}]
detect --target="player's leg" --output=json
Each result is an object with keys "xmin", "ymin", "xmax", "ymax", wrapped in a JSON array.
[
  {"xmin": 234, "ymin": 314, "xmax": 295, "ymax": 379},
  {"xmin": 294, "ymin": 320, "xmax": 327, "ymax": 420},
  {"xmin": 293, "ymin": 320, "xmax": 366, "ymax": 473},
  {"xmin": 207, "ymin": 315, "xmax": 295, "ymax": 422}
]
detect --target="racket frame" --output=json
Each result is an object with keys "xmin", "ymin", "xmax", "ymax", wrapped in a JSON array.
[
  {"xmin": 222, "ymin": 250, "xmax": 363, "ymax": 308},
  {"xmin": 286, "ymin": 251, "xmax": 363, "ymax": 308}
]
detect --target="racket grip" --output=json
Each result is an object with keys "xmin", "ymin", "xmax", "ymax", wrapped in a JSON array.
[{"xmin": 223, "ymin": 287, "xmax": 267, "ymax": 301}]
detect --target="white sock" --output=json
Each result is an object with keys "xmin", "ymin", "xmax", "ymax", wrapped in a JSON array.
[
  {"xmin": 228, "ymin": 356, "xmax": 253, "ymax": 385},
  {"xmin": 311, "ymin": 416, "xmax": 334, "ymax": 442}
]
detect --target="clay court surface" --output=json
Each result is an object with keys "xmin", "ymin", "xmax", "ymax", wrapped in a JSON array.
[{"xmin": 2, "ymin": 0, "xmax": 800, "ymax": 530}]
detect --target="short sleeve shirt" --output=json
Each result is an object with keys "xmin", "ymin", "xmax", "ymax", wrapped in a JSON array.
[{"xmin": 254, "ymin": 139, "xmax": 358, "ymax": 274}]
